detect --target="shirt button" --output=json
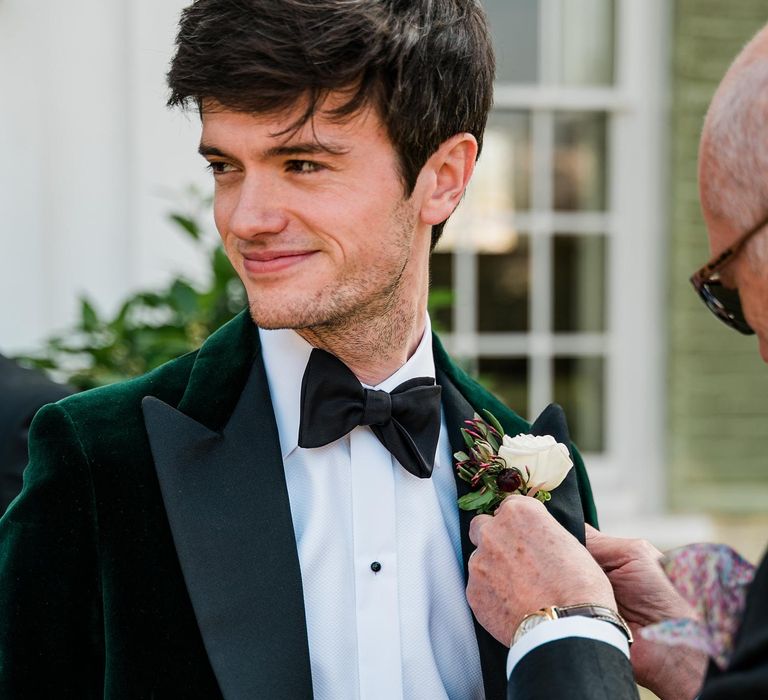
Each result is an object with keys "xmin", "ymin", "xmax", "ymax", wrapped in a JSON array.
[{"xmin": 370, "ymin": 561, "xmax": 382, "ymax": 573}]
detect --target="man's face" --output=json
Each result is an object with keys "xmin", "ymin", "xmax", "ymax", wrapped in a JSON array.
[{"xmin": 199, "ymin": 99, "xmax": 431, "ymax": 331}]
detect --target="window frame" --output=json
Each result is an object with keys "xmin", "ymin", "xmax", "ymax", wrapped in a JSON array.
[{"xmin": 437, "ymin": 0, "xmax": 668, "ymax": 516}]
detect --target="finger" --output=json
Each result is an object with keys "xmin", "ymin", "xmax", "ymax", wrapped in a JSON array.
[
  {"xmin": 585, "ymin": 524, "xmax": 614, "ymax": 556},
  {"xmin": 468, "ymin": 514, "xmax": 492, "ymax": 546},
  {"xmin": 496, "ymin": 493, "xmax": 530, "ymax": 511},
  {"xmin": 493, "ymin": 493, "xmax": 537, "ymax": 523},
  {"xmin": 585, "ymin": 524, "xmax": 603, "ymax": 549},
  {"xmin": 585, "ymin": 526, "xmax": 627, "ymax": 571}
]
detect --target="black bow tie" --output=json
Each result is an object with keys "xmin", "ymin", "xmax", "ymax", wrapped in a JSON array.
[{"xmin": 297, "ymin": 348, "xmax": 442, "ymax": 478}]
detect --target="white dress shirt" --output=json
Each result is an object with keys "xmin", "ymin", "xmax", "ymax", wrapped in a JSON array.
[{"xmin": 259, "ymin": 317, "xmax": 485, "ymax": 700}]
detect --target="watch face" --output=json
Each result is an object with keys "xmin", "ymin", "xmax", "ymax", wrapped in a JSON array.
[
  {"xmin": 519, "ymin": 613, "xmax": 549, "ymax": 636},
  {"xmin": 514, "ymin": 612, "xmax": 551, "ymax": 644}
]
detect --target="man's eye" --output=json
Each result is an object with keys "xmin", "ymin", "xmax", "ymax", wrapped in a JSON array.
[
  {"xmin": 286, "ymin": 160, "xmax": 323, "ymax": 174},
  {"xmin": 206, "ymin": 161, "xmax": 236, "ymax": 175}
]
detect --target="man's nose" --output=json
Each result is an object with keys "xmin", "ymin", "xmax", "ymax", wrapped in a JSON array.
[{"xmin": 226, "ymin": 174, "xmax": 289, "ymax": 239}]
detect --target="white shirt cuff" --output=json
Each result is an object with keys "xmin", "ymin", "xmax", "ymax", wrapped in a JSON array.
[{"xmin": 506, "ymin": 616, "xmax": 631, "ymax": 678}]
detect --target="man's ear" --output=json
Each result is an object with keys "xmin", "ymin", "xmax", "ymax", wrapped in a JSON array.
[{"xmin": 417, "ymin": 133, "xmax": 479, "ymax": 226}]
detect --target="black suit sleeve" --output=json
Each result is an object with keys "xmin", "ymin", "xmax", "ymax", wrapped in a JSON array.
[
  {"xmin": 699, "ymin": 553, "xmax": 768, "ymax": 699},
  {"xmin": 508, "ymin": 638, "xmax": 639, "ymax": 700}
]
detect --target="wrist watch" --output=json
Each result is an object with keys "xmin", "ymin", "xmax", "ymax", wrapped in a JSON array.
[{"xmin": 512, "ymin": 603, "xmax": 633, "ymax": 646}]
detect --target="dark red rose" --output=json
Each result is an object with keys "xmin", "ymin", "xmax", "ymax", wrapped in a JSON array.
[{"xmin": 497, "ymin": 468, "xmax": 523, "ymax": 493}]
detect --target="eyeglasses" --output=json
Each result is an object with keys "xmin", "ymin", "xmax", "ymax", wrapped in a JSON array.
[{"xmin": 689, "ymin": 214, "xmax": 768, "ymax": 335}]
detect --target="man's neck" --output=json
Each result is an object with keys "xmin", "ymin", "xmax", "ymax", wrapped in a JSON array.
[{"xmin": 297, "ymin": 303, "xmax": 427, "ymax": 386}]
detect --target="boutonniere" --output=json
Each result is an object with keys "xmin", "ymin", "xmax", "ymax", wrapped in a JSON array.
[{"xmin": 454, "ymin": 410, "xmax": 574, "ymax": 515}]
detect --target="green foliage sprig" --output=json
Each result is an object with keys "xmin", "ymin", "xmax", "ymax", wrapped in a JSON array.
[{"xmin": 19, "ymin": 188, "xmax": 246, "ymax": 390}]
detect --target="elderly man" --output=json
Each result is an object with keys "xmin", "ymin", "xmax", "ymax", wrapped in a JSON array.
[
  {"xmin": 0, "ymin": 1, "xmax": 598, "ymax": 698},
  {"xmin": 468, "ymin": 22, "xmax": 768, "ymax": 700}
]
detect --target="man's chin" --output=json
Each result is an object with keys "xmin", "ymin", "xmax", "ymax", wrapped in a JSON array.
[
  {"xmin": 248, "ymin": 310, "xmax": 301, "ymax": 331},
  {"xmin": 247, "ymin": 303, "xmax": 326, "ymax": 331},
  {"xmin": 244, "ymin": 288, "xmax": 375, "ymax": 332}
]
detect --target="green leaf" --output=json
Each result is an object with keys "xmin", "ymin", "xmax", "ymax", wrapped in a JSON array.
[
  {"xmin": 19, "ymin": 186, "xmax": 245, "ymax": 389},
  {"xmin": 481, "ymin": 474, "xmax": 499, "ymax": 489},
  {"xmin": 427, "ymin": 287, "xmax": 453, "ymax": 309},
  {"xmin": 477, "ymin": 441, "xmax": 496, "ymax": 461},
  {"xmin": 212, "ymin": 246, "xmax": 236, "ymax": 282},
  {"xmin": 460, "ymin": 428, "xmax": 475, "ymax": 448},
  {"xmin": 169, "ymin": 213, "xmax": 201, "ymax": 240},
  {"xmin": 169, "ymin": 279, "xmax": 201, "ymax": 320},
  {"xmin": 80, "ymin": 298, "xmax": 100, "ymax": 332},
  {"xmin": 454, "ymin": 451, "xmax": 469, "ymax": 462},
  {"xmin": 482, "ymin": 409, "xmax": 505, "ymax": 437},
  {"xmin": 457, "ymin": 467, "xmax": 475, "ymax": 482},
  {"xmin": 458, "ymin": 489, "xmax": 497, "ymax": 511}
]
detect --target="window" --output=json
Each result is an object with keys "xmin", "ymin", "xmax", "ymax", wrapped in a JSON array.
[{"xmin": 434, "ymin": 0, "xmax": 667, "ymax": 514}]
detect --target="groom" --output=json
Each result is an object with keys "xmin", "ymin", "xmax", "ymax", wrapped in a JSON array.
[{"xmin": 0, "ymin": 1, "xmax": 597, "ymax": 698}]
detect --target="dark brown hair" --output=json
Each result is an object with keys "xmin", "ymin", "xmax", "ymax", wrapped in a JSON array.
[{"xmin": 167, "ymin": 0, "xmax": 495, "ymax": 247}]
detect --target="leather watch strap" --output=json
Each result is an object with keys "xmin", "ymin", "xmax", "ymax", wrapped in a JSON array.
[
  {"xmin": 554, "ymin": 604, "xmax": 633, "ymax": 644},
  {"xmin": 513, "ymin": 603, "xmax": 633, "ymax": 646}
]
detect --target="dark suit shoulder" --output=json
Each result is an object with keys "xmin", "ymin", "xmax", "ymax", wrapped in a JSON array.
[
  {"xmin": 59, "ymin": 349, "xmax": 198, "ymax": 419},
  {"xmin": 56, "ymin": 308, "xmax": 259, "ymax": 437},
  {"xmin": 46, "ymin": 349, "xmax": 199, "ymax": 467},
  {"xmin": 508, "ymin": 637, "xmax": 639, "ymax": 700},
  {"xmin": 36, "ymin": 309, "xmax": 259, "ymax": 476}
]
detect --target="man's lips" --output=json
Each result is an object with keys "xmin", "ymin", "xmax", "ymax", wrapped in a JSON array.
[{"xmin": 240, "ymin": 249, "xmax": 317, "ymax": 274}]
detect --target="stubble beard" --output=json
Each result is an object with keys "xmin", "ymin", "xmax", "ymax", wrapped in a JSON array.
[{"xmin": 247, "ymin": 199, "xmax": 423, "ymax": 361}]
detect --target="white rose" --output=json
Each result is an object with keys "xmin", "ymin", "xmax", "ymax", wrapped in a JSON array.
[{"xmin": 497, "ymin": 433, "xmax": 573, "ymax": 492}]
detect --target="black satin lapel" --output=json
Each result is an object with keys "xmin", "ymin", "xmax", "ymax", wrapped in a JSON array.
[
  {"xmin": 143, "ymin": 359, "xmax": 312, "ymax": 700},
  {"xmin": 529, "ymin": 403, "xmax": 585, "ymax": 545},
  {"xmin": 437, "ymin": 367, "xmax": 508, "ymax": 700},
  {"xmin": 436, "ymin": 368, "xmax": 476, "ymax": 576}
]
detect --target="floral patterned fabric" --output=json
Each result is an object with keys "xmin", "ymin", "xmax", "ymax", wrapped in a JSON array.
[{"xmin": 640, "ymin": 543, "xmax": 755, "ymax": 669}]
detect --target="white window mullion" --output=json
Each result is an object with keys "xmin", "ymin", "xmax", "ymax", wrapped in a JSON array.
[
  {"xmin": 529, "ymin": 106, "xmax": 554, "ymax": 419},
  {"xmin": 529, "ymin": 233, "xmax": 552, "ymax": 420},
  {"xmin": 529, "ymin": 0, "xmax": 564, "ymax": 421},
  {"xmin": 539, "ymin": 0, "xmax": 562, "ymax": 86},
  {"xmin": 452, "ymin": 209, "xmax": 478, "ymax": 361}
]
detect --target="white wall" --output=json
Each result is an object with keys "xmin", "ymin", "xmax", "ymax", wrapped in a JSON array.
[{"xmin": 0, "ymin": 0, "xmax": 212, "ymax": 354}]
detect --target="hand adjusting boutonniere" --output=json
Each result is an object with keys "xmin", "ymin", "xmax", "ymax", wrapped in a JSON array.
[{"xmin": 454, "ymin": 410, "xmax": 574, "ymax": 515}]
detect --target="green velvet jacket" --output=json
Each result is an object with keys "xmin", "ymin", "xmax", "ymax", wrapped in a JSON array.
[{"xmin": 0, "ymin": 311, "xmax": 597, "ymax": 699}]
